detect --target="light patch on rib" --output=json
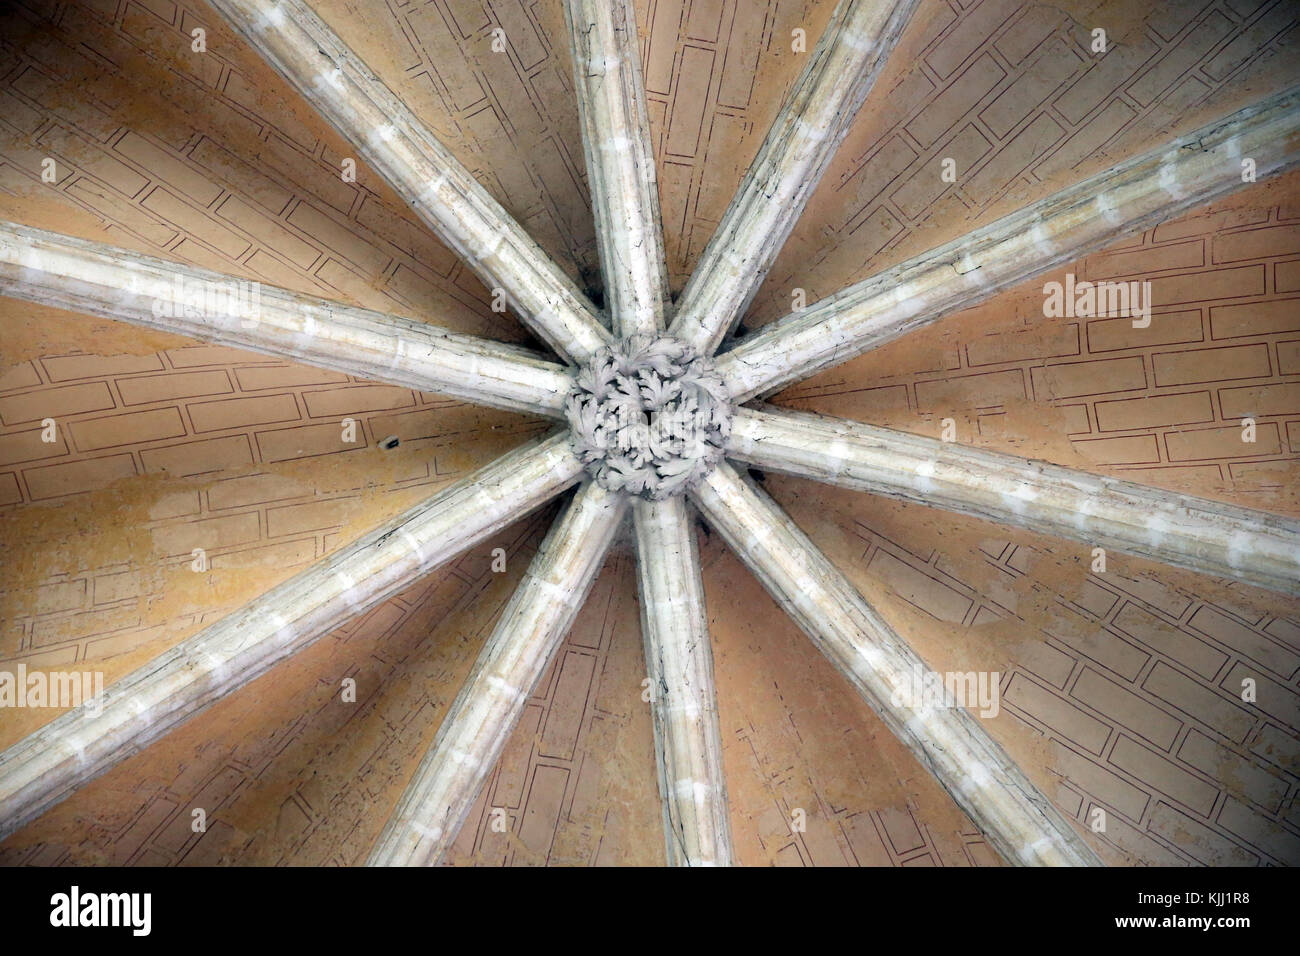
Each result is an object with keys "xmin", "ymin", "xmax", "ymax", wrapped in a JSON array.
[
  {"xmin": 1002, "ymin": 482, "xmax": 1039, "ymax": 517},
  {"xmin": 1224, "ymin": 530, "xmax": 1254, "ymax": 571},
  {"xmin": 487, "ymin": 676, "xmax": 524, "ymax": 702},
  {"xmin": 400, "ymin": 531, "xmax": 426, "ymax": 563},
  {"xmin": 960, "ymin": 763, "xmax": 992, "ymax": 794},
  {"xmin": 1019, "ymin": 835, "xmax": 1055, "ymax": 864},
  {"xmin": 256, "ymin": 4, "xmax": 287, "ymax": 30},
  {"xmin": 914, "ymin": 459, "xmax": 937, "ymax": 495},
  {"xmin": 674, "ymin": 778, "xmax": 711, "ymax": 801},
  {"xmin": 793, "ymin": 116, "xmax": 829, "ymax": 143},
  {"xmin": 664, "ymin": 695, "xmax": 704, "ymax": 720},
  {"xmin": 1094, "ymin": 192, "xmax": 1124, "ymax": 226},
  {"xmin": 479, "ymin": 229, "xmax": 506, "ymax": 258},
  {"xmin": 1145, "ymin": 513, "xmax": 1172, "ymax": 545},
  {"xmin": 745, "ymin": 518, "xmax": 774, "ymax": 556},
  {"xmin": 904, "ymin": 707, "xmax": 937, "ymax": 738},
  {"xmin": 62, "ymin": 738, "xmax": 87, "ymax": 767},
  {"xmin": 421, "ymin": 172, "xmax": 448, "ymax": 203},
  {"xmin": 857, "ymin": 643, "xmax": 884, "ymax": 669},
  {"xmin": 409, "ymin": 821, "xmax": 443, "ymax": 841},
  {"xmin": 588, "ymin": 53, "xmax": 622, "ymax": 73},
  {"xmin": 1158, "ymin": 164, "xmax": 1187, "ymax": 200},
  {"xmin": 1031, "ymin": 219, "xmax": 1057, "ymax": 254},
  {"xmin": 1071, "ymin": 497, "xmax": 1097, "ymax": 532},
  {"xmin": 315, "ymin": 69, "xmax": 346, "ymax": 94},
  {"xmin": 958, "ymin": 252, "xmax": 988, "ymax": 284},
  {"xmin": 826, "ymin": 439, "xmax": 852, "ymax": 477},
  {"xmin": 532, "ymin": 575, "xmax": 576, "ymax": 608},
  {"xmin": 450, "ymin": 749, "xmax": 480, "ymax": 767},
  {"xmin": 841, "ymin": 29, "xmax": 877, "ymax": 53},
  {"xmin": 722, "ymin": 246, "xmax": 751, "ymax": 273}
]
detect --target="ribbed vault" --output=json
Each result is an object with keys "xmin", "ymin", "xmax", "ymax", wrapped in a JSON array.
[{"xmin": 0, "ymin": 0, "xmax": 1297, "ymax": 868}]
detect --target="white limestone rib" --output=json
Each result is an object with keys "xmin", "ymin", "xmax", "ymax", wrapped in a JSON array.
[
  {"xmin": 691, "ymin": 462, "xmax": 1103, "ymax": 866},
  {"xmin": 669, "ymin": 0, "xmax": 920, "ymax": 354},
  {"xmin": 566, "ymin": 0, "xmax": 669, "ymax": 338},
  {"xmin": 0, "ymin": 434, "xmax": 584, "ymax": 842},
  {"xmin": 729, "ymin": 406, "xmax": 1300, "ymax": 595},
  {"xmin": 210, "ymin": 0, "xmax": 611, "ymax": 364},
  {"xmin": 0, "ymin": 221, "xmax": 573, "ymax": 418},
  {"xmin": 367, "ymin": 482, "xmax": 626, "ymax": 866},
  {"xmin": 718, "ymin": 86, "xmax": 1300, "ymax": 401},
  {"xmin": 633, "ymin": 498, "xmax": 735, "ymax": 865}
]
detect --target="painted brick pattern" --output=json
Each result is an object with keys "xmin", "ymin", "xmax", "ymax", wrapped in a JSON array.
[
  {"xmin": 0, "ymin": 0, "xmax": 577, "ymax": 343},
  {"xmin": 0, "ymin": 512, "xmax": 567, "ymax": 866},
  {"xmin": 783, "ymin": 175, "xmax": 1300, "ymax": 506},
  {"xmin": 0, "ymin": 342, "xmax": 544, "ymax": 668},
  {"xmin": 636, "ymin": 0, "xmax": 838, "ymax": 288},
  {"xmin": 831, "ymin": 512, "xmax": 1300, "ymax": 866},
  {"xmin": 748, "ymin": 0, "xmax": 1300, "ymax": 327}
]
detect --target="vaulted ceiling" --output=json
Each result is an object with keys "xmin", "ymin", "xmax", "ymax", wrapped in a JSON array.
[{"xmin": 0, "ymin": 0, "xmax": 1297, "ymax": 866}]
